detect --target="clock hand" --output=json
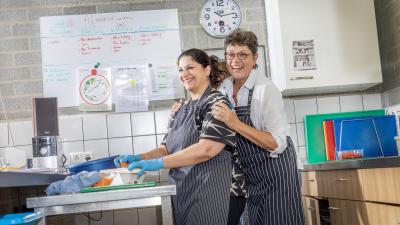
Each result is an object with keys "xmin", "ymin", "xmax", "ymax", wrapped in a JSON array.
[
  {"xmin": 220, "ymin": 12, "xmax": 237, "ymax": 17},
  {"xmin": 214, "ymin": 11, "xmax": 222, "ymax": 17}
]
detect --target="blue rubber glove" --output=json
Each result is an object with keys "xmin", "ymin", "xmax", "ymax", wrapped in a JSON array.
[
  {"xmin": 114, "ymin": 154, "xmax": 142, "ymax": 168},
  {"xmin": 128, "ymin": 158, "xmax": 164, "ymax": 177}
]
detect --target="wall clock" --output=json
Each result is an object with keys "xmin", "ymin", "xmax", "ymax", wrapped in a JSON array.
[{"xmin": 199, "ymin": 0, "xmax": 242, "ymax": 38}]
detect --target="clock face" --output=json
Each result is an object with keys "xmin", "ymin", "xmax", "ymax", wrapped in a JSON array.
[{"xmin": 199, "ymin": 0, "xmax": 242, "ymax": 38}]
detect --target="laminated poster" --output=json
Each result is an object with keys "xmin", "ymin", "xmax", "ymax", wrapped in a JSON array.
[
  {"xmin": 112, "ymin": 66, "xmax": 149, "ymax": 112},
  {"xmin": 78, "ymin": 68, "xmax": 112, "ymax": 111},
  {"xmin": 292, "ymin": 40, "xmax": 317, "ymax": 71}
]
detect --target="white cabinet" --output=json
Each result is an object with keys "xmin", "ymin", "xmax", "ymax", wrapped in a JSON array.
[{"xmin": 265, "ymin": 0, "xmax": 382, "ymax": 96}]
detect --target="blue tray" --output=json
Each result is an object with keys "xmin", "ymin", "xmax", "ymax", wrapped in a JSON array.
[
  {"xmin": 67, "ymin": 155, "xmax": 119, "ymax": 175},
  {"xmin": 0, "ymin": 212, "xmax": 43, "ymax": 225},
  {"xmin": 333, "ymin": 115, "xmax": 398, "ymax": 158}
]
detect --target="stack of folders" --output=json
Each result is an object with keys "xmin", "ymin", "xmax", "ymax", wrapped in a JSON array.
[{"xmin": 322, "ymin": 115, "xmax": 398, "ymax": 160}]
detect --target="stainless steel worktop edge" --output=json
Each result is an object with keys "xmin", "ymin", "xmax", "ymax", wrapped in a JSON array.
[
  {"xmin": 302, "ymin": 156, "xmax": 400, "ymax": 171},
  {"xmin": 0, "ymin": 171, "xmax": 67, "ymax": 187},
  {"xmin": 26, "ymin": 184, "xmax": 176, "ymax": 208}
]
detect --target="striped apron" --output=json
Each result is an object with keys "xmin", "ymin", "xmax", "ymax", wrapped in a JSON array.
[
  {"xmin": 235, "ymin": 89, "xmax": 305, "ymax": 225},
  {"xmin": 165, "ymin": 89, "xmax": 232, "ymax": 225}
]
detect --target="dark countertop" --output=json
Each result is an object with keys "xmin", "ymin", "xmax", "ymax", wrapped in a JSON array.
[
  {"xmin": 302, "ymin": 156, "xmax": 400, "ymax": 171},
  {"xmin": 0, "ymin": 170, "xmax": 67, "ymax": 187}
]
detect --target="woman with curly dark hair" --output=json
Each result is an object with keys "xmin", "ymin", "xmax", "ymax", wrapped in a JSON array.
[{"xmin": 115, "ymin": 48, "xmax": 236, "ymax": 225}]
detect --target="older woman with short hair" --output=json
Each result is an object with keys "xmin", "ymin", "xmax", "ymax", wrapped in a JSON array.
[{"xmin": 213, "ymin": 28, "xmax": 305, "ymax": 225}]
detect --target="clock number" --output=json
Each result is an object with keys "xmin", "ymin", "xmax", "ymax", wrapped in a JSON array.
[
  {"xmin": 216, "ymin": 0, "xmax": 224, "ymax": 7},
  {"xmin": 205, "ymin": 14, "xmax": 210, "ymax": 20},
  {"xmin": 205, "ymin": 8, "xmax": 211, "ymax": 12},
  {"xmin": 208, "ymin": 22, "xmax": 211, "ymax": 27},
  {"xmin": 220, "ymin": 26, "xmax": 225, "ymax": 33},
  {"xmin": 232, "ymin": 13, "xmax": 238, "ymax": 18}
]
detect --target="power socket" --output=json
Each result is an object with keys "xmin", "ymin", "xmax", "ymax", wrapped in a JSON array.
[{"xmin": 70, "ymin": 152, "xmax": 93, "ymax": 164}]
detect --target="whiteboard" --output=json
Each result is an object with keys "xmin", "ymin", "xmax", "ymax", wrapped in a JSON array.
[{"xmin": 40, "ymin": 9, "xmax": 183, "ymax": 107}]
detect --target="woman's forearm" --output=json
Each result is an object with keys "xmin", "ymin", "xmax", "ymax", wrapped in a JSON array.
[
  {"xmin": 141, "ymin": 145, "xmax": 169, "ymax": 160},
  {"xmin": 233, "ymin": 120, "xmax": 277, "ymax": 151},
  {"xmin": 162, "ymin": 139, "xmax": 225, "ymax": 168}
]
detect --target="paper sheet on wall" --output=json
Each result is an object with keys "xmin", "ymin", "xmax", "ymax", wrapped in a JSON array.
[
  {"xmin": 78, "ymin": 68, "xmax": 112, "ymax": 111},
  {"xmin": 112, "ymin": 66, "xmax": 149, "ymax": 112},
  {"xmin": 292, "ymin": 40, "xmax": 317, "ymax": 71},
  {"xmin": 149, "ymin": 65, "xmax": 185, "ymax": 101}
]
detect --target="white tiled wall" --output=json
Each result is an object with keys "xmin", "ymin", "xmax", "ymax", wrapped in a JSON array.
[
  {"xmin": 285, "ymin": 93, "xmax": 384, "ymax": 169},
  {"xmin": 340, "ymin": 95, "xmax": 363, "ymax": 112},
  {"xmin": 59, "ymin": 116, "xmax": 83, "ymax": 142},
  {"xmin": 82, "ymin": 114, "xmax": 108, "ymax": 140},
  {"xmin": 107, "ymin": 113, "xmax": 132, "ymax": 138},
  {"xmin": 131, "ymin": 112, "xmax": 156, "ymax": 136},
  {"xmin": 0, "ymin": 94, "xmax": 384, "ymax": 225}
]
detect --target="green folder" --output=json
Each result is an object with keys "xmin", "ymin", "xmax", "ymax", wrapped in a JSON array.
[
  {"xmin": 304, "ymin": 109, "xmax": 385, "ymax": 164},
  {"xmin": 80, "ymin": 182, "xmax": 157, "ymax": 193}
]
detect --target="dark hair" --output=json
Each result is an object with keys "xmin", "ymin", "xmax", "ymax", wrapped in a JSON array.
[
  {"xmin": 224, "ymin": 28, "xmax": 259, "ymax": 55},
  {"xmin": 177, "ymin": 48, "xmax": 227, "ymax": 88}
]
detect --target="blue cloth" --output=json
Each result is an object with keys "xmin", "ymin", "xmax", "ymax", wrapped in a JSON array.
[
  {"xmin": 128, "ymin": 158, "xmax": 164, "ymax": 177},
  {"xmin": 45, "ymin": 171, "xmax": 101, "ymax": 195},
  {"xmin": 114, "ymin": 154, "xmax": 142, "ymax": 167}
]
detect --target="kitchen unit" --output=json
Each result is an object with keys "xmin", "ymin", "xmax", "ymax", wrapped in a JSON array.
[
  {"xmin": 265, "ymin": 0, "xmax": 382, "ymax": 96},
  {"xmin": 301, "ymin": 157, "xmax": 400, "ymax": 225}
]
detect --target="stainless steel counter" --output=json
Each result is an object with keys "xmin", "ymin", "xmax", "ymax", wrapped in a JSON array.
[
  {"xmin": 302, "ymin": 156, "xmax": 400, "ymax": 171},
  {"xmin": 27, "ymin": 184, "xmax": 176, "ymax": 225},
  {"xmin": 0, "ymin": 170, "xmax": 67, "ymax": 187}
]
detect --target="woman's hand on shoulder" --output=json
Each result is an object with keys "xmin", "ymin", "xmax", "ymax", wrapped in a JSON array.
[{"xmin": 212, "ymin": 100, "xmax": 239, "ymax": 130}]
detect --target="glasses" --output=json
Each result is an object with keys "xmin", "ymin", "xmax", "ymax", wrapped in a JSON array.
[{"xmin": 224, "ymin": 52, "xmax": 251, "ymax": 60}]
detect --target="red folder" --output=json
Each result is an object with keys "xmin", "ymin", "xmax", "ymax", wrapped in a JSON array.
[{"xmin": 323, "ymin": 120, "xmax": 335, "ymax": 160}]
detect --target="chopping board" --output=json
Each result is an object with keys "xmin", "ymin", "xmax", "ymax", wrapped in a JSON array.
[
  {"xmin": 80, "ymin": 182, "xmax": 157, "ymax": 193},
  {"xmin": 304, "ymin": 109, "xmax": 385, "ymax": 164}
]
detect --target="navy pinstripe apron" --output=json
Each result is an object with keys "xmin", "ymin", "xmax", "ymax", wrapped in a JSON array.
[
  {"xmin": 165, "ymin": 87, "xmax": 232, "ymax": 225},
  {"xmin": 235, "ymin": 89, "xmax": 305, "ymax": 225}
]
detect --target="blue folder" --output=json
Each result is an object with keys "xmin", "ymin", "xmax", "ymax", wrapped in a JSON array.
[{"xmin": 333, "ymin": 115, "xmax": 398, "ymax": 158}]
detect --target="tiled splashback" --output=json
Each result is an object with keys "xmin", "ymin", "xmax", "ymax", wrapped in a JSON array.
[
  {"xmin": 0, "ymin": 93, "xmax": 384, "ymax": 170},
  {"xmin": 0, "ymin": 110, "xmax": 171, "ymax": 166}
]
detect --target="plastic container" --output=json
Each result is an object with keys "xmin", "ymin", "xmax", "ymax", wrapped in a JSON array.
[
  {"xmin": 100, "ymin": 168, "xmax": 146, "ymax": 185},
  {"xmin": 336, "ymin": 149, "xmax": 364, "ymax": 160},
  {"xmin": 0, "ymin": 212, "xmax": 43, "ymax": 225},
  {"xmin": 67, "ymin": 155, "xmax": 119, "ymax": 175}
]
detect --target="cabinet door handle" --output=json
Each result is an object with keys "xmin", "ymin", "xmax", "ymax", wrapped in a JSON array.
[
  {"xmin": 308, "ymin": 179, "xmax": 315, "ymax": 182},
  {"xmin": 290, "ymin": 76, "xmax": 314, "ymax": 80},
  {"xmin": 335, "ymin": 178, "xmax": 349, "ymax": 181},
  {"xmin": 328, "ymin": 207, "xmax": 340, "ymax": 211},
  {"xmin": 307, "ymin": 207, "xmax": 315, "ymax": 211}
]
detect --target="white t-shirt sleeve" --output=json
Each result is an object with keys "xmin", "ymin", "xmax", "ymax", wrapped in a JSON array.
[{"xmin": 261, "ymin": 82, "xmax": 289, "ymax": 158}]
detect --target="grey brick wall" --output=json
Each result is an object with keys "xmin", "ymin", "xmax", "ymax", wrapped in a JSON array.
[
  {"xmin": 0, "ymin": 0, "xmax": 268, "ymax": 121},
  {"xmin": 375, "ymin": 0, "xmax": 400, "ymax": 92}
]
